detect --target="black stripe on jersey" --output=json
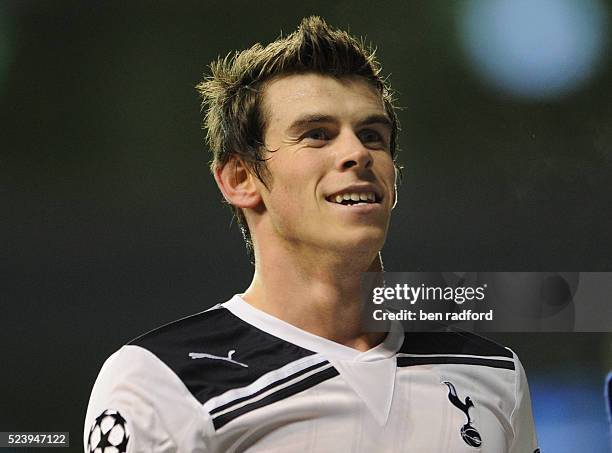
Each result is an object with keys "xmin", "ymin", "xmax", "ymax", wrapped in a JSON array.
[
  {"xmin": 129, "ymin": 306, "xmax": 317, "ymax": 406},
  {"xmin": 399, "ymin": 331, "xmax": 513, "ymax": 358},
  {"xmin": 212, "ymin": 366, "xmax": 340, "ymax": 430},
  {"xmin": 209, "ymin": 360, "xmax": 331, "ymax": 416},
  {"xmin": 397, "ymin": 355, "xmax": 515, "ymax": 370}
]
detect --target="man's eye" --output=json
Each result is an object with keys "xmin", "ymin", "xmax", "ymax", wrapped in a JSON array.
[
  {"xmin": 303, "ymin": 129, "xmax": 330, "ymax": 142},
  {"xmin": 358, "ymin": 129, "xmax": 386, "ymax": 147}
]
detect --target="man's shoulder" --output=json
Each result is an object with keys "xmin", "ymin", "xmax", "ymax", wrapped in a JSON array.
[{"xmin": 128, "ymin": 303, "xmax": 239, "ymax": 350}]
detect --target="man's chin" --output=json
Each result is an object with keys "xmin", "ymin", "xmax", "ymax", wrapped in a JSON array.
[{"xmin": 324, "ymin": 229, "xmax": 387, "ymax": 256}]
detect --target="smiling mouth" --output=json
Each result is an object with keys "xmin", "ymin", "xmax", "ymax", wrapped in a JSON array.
[{"xmin": 326, "ymin": 191, "xmax": 381, "ymax": 206}]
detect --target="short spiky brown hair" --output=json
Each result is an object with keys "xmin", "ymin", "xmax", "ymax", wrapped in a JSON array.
[{"xmin": 197, "ymin": 16, "xmax": 399, "ymax": 260}]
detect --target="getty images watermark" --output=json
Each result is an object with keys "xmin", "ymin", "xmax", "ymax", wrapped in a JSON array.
[{"xmin": 360, "ymin": 272, "xmax": 612, "ymax": 333}]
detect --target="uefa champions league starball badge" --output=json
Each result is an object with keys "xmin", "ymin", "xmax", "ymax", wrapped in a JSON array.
[
  {"xmin": 443, "ymin": 381, "xmax": 482, "ymax": 448},
  {"xmin": 87, "ymin": 409, "xmax": 130, "ymax": 453}
]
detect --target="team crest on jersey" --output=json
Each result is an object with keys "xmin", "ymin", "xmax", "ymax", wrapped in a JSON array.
[
  {"xmin": 87, "ymin": 409, "xmax": 130, "ymax": 453},
  {"xmin": 442, "ymin": 381, "xmax": 482, "ymax": 448}
]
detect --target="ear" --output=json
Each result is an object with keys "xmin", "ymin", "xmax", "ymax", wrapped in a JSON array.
[{"xmin": 214, "ymin": 157, "xmax": 262, "ymax": 209}]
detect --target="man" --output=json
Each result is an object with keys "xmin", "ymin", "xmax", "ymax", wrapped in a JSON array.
[{"xmin": 85, "ymin": 17, "xmax": 539, "ymax": 452}]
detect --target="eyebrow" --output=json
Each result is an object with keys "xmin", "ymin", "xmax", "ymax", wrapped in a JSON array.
[
  {"xmin": 286, "ymin": 114, "xmax": 336, "ymax": 134},
  {"xmin": 286, "ymin": 113, "xmax": 392, "ymax": 134},
  {"xmin": 356, "ymin": 114, "xmax": 393, "ymax": 130}
]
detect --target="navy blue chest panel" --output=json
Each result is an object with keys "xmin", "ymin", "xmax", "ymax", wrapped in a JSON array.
[
  {"xmin": 129, "ymin": 308, "xmax": 318, "ymax": 405},
  {"xmin": 397, "ymin": 330, "xmax": 515, "ymax": 370}
]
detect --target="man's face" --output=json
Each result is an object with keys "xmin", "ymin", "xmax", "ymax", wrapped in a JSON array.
[{"xmin": 255, "ymin": 73, "xmax": 396, "ymax": 257}]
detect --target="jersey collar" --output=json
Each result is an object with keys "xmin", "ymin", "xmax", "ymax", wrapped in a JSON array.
[{"xmin": 223, "ymin": 294, "xmax": 404, "ymax": 362}]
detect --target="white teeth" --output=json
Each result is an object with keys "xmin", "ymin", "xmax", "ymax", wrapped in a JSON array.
[{"xmin": 330, "ymin": 192, "xmax": 377, "ymax": 204}]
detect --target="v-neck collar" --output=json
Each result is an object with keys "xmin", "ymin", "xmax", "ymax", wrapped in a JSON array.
[
  {"xmin": 223, "ymin": 295, "xmax": 403, "ymax": 425},
  {"xmin": 223, "ymin": 294, "xmax": 404, "ymax": 361}
]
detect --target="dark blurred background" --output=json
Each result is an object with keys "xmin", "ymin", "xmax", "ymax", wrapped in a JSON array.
[{"xmin": 1, "ymin": 1, "xmax": 611, "ymax": 451}]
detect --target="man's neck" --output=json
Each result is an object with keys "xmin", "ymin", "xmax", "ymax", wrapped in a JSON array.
[{"xmin": 241, "ymin": 244, "xmax": 385, "ymax": 352}]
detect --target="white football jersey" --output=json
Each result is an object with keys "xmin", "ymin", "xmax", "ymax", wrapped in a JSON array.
[{"xmin": 85, "ymin": 295, "xmax": 539, "ymax": 452}]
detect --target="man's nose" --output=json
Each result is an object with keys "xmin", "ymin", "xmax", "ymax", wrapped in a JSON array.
[{"xmin": 336, "ymin": 132, "xmax": 373, "ymax": 171}]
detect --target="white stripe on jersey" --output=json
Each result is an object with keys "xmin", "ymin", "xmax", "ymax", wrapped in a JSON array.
[
  {"xmin": 209, "ymin": 362, "xmax": 335, "ymax": 421},
  {"xmin": 397, "ymin": 353, "xmax": 515, "ymax": 362},
  {"xmin": 203, "ymin": 354, "xmax": 330, "ymax": 414}
]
